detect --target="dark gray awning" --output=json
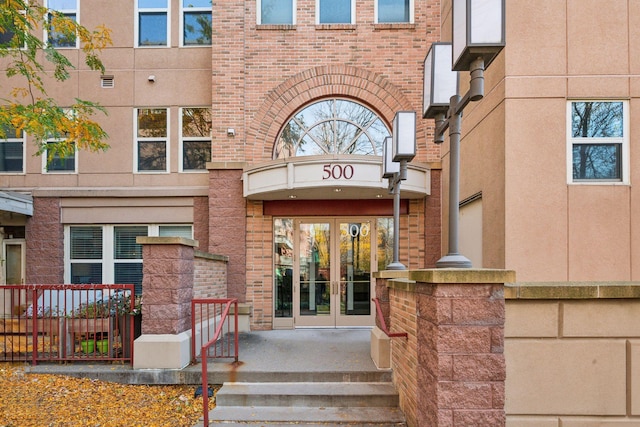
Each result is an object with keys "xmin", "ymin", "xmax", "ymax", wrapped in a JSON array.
[{"xmin": 0, "ymin": 191, "xmax": 33, "ymax": 216}]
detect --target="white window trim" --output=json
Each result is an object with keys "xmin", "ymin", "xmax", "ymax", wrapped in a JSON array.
[
  {"xmin": 134, "ymin": 108, "xmax": 170, "ymax": 174},
  {"xmin": 179, "ymin": 1, "xmax": 212, "ymax": 47},
  {"xmin": 45, "ymin": 0, "xmax": 79, "ymax": 49},
  {"xmin": 42, "ymin": 141, "xmax": 78, "ymax": 174},
  {"xmin": 566, "ymin": 100, "xmax": 630, "ymax": 185},
  {"xmin": 316, "ymin": 0, "xmax": 355, "ymax": 24},
  {"xmin": 0, "ymin": 131, "xmax": 26, "ymax": 174},
  {"xmin": 257, "ymin": 0, "xmax": 296, "ymax": 25},
  {"xmin": 179, "ymin": 107, "xmax": 211, "ymax": 173},
  {"xmin": 64, "ymin": 224, "xmax": 193, "ymax": 284},
  {"xmin": 135, "ymin": 0, "xmax": 171, "ymax": 48},
  {"xmin": 374, "ymin": 0, "xmax": 414, "ymax": 24}
]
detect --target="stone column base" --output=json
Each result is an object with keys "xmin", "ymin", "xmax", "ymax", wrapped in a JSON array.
[{"xmin": 133, "ymin": 332, "xmax": 191, "ymax": 369}]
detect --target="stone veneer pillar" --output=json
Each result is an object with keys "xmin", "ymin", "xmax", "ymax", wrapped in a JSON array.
[
  {"xmin": 413, "ymin": 269, "xmax": 513, "ymax": 427},
  {"xmin": 133, "ymin": 236, "xmax": 197, "ymax": 369},
  {"xmin": 375, "ymin": 269, "xmax": 514, "ymax": 427}
]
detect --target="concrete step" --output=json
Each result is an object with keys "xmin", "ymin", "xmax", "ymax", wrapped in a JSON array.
[
  {"xmin": 206, "ymin": 406, "xmax": 407, "ymax": 426},
  {"xmin": 215, "ymin": 382, "xmax": 400, "ymax": 408}
]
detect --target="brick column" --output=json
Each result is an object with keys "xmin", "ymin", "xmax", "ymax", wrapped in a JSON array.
[
  {"xmin": 137, "ymin": 237, "xmax": 197, "ymax": 335},
  {"xmin": 412, "ymin": 269, "xmax": 513, "ymax": 427}
]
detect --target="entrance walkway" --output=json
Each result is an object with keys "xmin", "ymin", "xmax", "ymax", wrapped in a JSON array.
[{"xmin": 25, "ymin": 329, "xmax": 388, "ymax": 385}]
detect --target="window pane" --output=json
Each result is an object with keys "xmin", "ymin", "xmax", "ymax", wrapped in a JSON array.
[
  {"xmin": 138, "ymin": 109, "xmax": 167, "ymax": 137},
  {"xmin": 572, "ymin": 144, "xmax": 621, "ymax": 180},
  {"xmin": 49, "ymin": 13, "xmax": 76, "ymax": 48},
  {"xmin": 47, "ymin": 149, "xmax": 75, "ymax": 172},
  {"xmin": 139, "ymin": 13, "xmax": 167, "ymax": 46},
  {"xmin": 182, "ymin": 108, "xmax": 212, "ymax": 137},
  {"xmin": 183, "ymin": 140, "xmax": 210, "ymax": 170},
  {"xmin": 274, "ymin": 219, "xmax": 293, "ymax": 318},
  {"xmin": 49, "ymin": 0, "xmax": 77, "ymax": 9},
  {"xmin": 71, "ymin": 227, "xmax": 103, "ymax": 259},
  {"xmin": 139, "ymin": 0, "xmax": 167, "ymax": 8},
  {"xmin": 138, "ymin": 141, "xmax": 166, "ymax": 171},
  {"xmin": 572, "ymin": 102, "xmax": 623, "ymax": 138},
  {"xmin": 159, "ymin": 225, "xmax": 193, "ymax": 238},
  {"xmin": 261, "ymin": 0, "xmax": 293, "ymax": 24},
  {"xmin": 319, "ymin": 0, "xmax": 351, "ymax": 23},
  {"xmin": 184, "ymin": 11, "xmax": 212, "ymax": 45},
  {"xmin": 114, "ymin": 226, "xmax": 147, "ymax": 259},
  {"xmin": 71, "ymin": 263, "xmax": 102, "ymax": 284},
  {"xmin": 183, "ymin": 0, "xmax": 211, "ymax": 6},
  {"xmin": 115, "ymin": 263, "xmax": 144, "ymax": 295},
  {"xmin": 378, "ymin": 0, "xmax": 409, "ymax": 22},
  {"xmin": 0, "ymin": 142, "xmax": 23, "ymax": 172}
]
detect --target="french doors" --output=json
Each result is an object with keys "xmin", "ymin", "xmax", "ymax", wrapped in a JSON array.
[{"xmin": 293, "ymin": 218, "xmax": 375, "ymax": 328}]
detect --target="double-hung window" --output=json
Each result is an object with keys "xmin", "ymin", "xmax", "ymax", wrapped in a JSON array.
[
  {"xmin": 180, "ymin": 107, "xmax": 212, "ymax": 171},
  {"xmin": 568, "ymin": 100, "xmax": 629, "ymax": 183},
  {"xmin": 136, "ymin": 0, "xmax": 170, "ymax": 47},
  {"xmin": 317, "ymin": 0, "xmax": 354, "ymax": 24},
  {"xmin": 67, "ymin": 225, "xmax": 192, "ymax": 294},
  {"xmin": 376, "ymin": 0, "xmax": 412, "ymax": 23},
  {"xmin": 0, "ymin": 124, "xmax": 25, "ymax": 173},
  {"xmin": 258, "ymin": 0, "xmax": 295, "ymax": 25},
  {"xmin": 136, "ymin": 108, "xmax": 168, "ymax": 172},
  {"xmin": 181, "ymin": 0, "xmax": 212, "ymax": 46},
  {"xmin": 47, "ymin": 0, "xmax": 78, "ymax": 48}
]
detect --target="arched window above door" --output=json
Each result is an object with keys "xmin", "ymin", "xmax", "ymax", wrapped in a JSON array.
[{"xmin": 273, "ymin": 99, "xmax": 391, "ymax": 159}]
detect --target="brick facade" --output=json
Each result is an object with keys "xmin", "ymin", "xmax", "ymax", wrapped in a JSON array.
[{"xmin": 25, "ymin": 198, "xmax": 64, "ymax": 284}]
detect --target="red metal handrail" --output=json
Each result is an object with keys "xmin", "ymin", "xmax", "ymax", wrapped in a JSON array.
[
  {"xmin": 192, "ymin": 298, "xmax": 238, "ymax": 426},
  {"xmin": 372, "ymin": 297, "xmax": 408, "ymax": 339}
]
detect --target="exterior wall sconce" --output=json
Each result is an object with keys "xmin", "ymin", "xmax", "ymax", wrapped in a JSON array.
[
  {"xmin": 424, "ymin": 0, "xmax": 504, "ymax": 268},
  {"xmin": 382, "ymin": 111, "xmax": 416, "ymax": 270}
]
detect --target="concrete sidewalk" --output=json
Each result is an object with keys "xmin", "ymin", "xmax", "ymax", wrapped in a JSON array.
[{"xmin": 25, "ymin": 328, "xmax": 388, "ymax": 385}]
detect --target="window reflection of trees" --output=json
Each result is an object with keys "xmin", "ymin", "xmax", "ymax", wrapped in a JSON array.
[
  {"xmin": 571, "ymin": 102, "xmax": 623, "ymax": 180},
  {"xmin": 274, "ymin": 99, "xmax": 390, "ymax": 159},
  {"xmin": 184, "ymin": 12, "xmax": 211, "ymax": 45}
]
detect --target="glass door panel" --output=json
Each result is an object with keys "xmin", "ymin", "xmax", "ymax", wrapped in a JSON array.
[
  {"xmin": 295, "ymin": 222, "xmax": 333, "ymax": 327},
  {"xmin": 337, "ymin": 221, "xmax": 374, "ymax": 326}
]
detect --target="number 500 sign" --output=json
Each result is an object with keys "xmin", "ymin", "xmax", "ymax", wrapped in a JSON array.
[{"xmin": 322, "ymin": 164, "xmax": 354, "ymax": 180}]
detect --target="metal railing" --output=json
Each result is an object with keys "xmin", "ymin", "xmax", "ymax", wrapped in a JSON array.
[
  {"xmin": 372, "ymin": 297, "xmax": 408, "ymax": 339},
  {"xmin": 0, "ymin": 284, "xmax": 136, "ymax": 365},
  {"xmin": 191, "ymin": 298, "xmax": 238, "ymax": 427}
]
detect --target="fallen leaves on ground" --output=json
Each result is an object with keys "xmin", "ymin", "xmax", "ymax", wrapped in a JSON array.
[{"xmin": 0, "ymin": 364, "xmax": 211, "ymax": 427}]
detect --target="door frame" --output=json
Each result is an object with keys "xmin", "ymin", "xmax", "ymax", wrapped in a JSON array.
[{"xmin": 291, "ymin": 217, "xmax": 376, "ymax": 328}]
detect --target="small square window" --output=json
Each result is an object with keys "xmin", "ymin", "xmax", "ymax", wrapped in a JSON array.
[
  {"xmin": 376, "ymin": 0, "xmax": 411, "ymax": 23},
  {"xmin": 45, "ymin": 142, "xmax": 76, "ymax": 173},
  {"xmin": 259, "ymin": 0, "xmax": 294, "ymax": 24},
  {"xmin": 568, "ymin": 101, "xmax": 628, "ymax": 183},
  {"xmin": 317, "ymin": 0, "xmax": 353, "ymax": 24}
]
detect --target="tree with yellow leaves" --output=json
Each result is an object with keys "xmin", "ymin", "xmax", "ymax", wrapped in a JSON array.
[{"xmin": 0, "ymin": 0, "xmax": 112, "ymax": 163}]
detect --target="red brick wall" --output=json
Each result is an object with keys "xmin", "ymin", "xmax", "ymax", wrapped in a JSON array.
[
  {"xmin": 208, "ymin": 169, "xmax": 246, "ymax": 302},
  {"xmin": 25, "ymin": 198, "xmax": 64, "ymax": 284},
  {"xmin": 192, "ymin": 253, "xmax": 228, "ymax": 301},
  {"xmin": 246, "ymin": 200, "xmax": 274, "ymax": 330}
]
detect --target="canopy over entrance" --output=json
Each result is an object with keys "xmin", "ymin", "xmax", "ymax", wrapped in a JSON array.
[{"xmin": 0, "ymin": 191, "xmax": 33, "ymax": 216}]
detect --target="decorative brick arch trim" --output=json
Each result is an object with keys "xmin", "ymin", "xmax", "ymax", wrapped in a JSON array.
[{"xmin": 248, "ymin": 65, "xmax": 413, "ymax": 161}]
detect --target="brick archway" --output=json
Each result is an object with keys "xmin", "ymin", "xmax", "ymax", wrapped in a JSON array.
[{"xmin": 247, "ymin": 65, "xmax": 414, "ymax": 162}]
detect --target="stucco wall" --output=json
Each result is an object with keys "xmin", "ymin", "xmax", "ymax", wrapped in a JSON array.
[{"xmin": 505, "ymin": 282, "xmax": 640, "ymax": 425}]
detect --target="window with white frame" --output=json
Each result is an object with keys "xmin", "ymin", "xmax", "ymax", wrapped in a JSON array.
[
  {"xmin": 180, "ymin": 107, "xmax": 212, "ymax": 171},
  {"xmin": 136, "ymin": 0, "xmax": 170, "ymax": 47},
  {"xmin": 317, "ymin": 0, "xmax": 354, "ymax": 24},
  {"xmin": 258, "ymin": 0, "xmax": 295, "ymax": 25},
  {"xmin": 67, "ymin": 224, "xmax": 193, "ymax": 294},
  {"xmin": 376, "ymin": 0, "xmax": 412, "ymax": 23},
  {"xmin": 181, "ymin": 0, "xmax": 212, "ymax": 46},
  {"xmin": 136, "ymin": 108, "xmax": 168, "ymax": 172},
  {"xmin": 44, "ymin": 141, "xmax": 77, "ymax": 173},
  {"xmin": 0, "ymin": 8, "xmax": 26, "ymax": 49},
  {"xmin": 0, "ymin": 124, "xmax": 25, "ymax": 173},
  {"xmin": 47, "ymin": 0, "xmax": 78, "ymax": 48},
  {"xmin": 568, "ymin": 101, "xmax": 628, "ymax": 183}
]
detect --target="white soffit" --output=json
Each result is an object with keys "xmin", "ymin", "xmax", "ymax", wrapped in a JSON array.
[
  {"xmin": 242, "ymin": 156, "xmax": 430, "ymax": 200},
  {"xmin": 0, "ymin": 191, "xmax": 33, "ymax": 216}
]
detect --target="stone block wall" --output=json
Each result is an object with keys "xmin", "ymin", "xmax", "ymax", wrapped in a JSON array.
[
  {"xmin": 25, "ymin": 198, "xmax": 64, "ymax": 284},
  {"xmin": 505, "ymin": 282, "xmax": 640, "ymax": 426}
]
